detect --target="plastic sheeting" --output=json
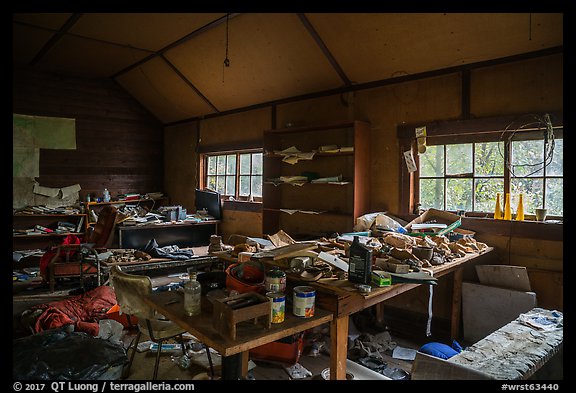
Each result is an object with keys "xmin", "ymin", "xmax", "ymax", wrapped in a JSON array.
[{"xmin": 13, "ymin": 328, "xmax": 127, "ymax": 380}]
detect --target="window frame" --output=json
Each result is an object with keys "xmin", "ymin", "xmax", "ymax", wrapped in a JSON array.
[
  {"xmin": 397, "ymin": 113, "xmax": 563, "ymax": 218},
  {"xmin": 200, "ymin": 148, "xmax": 264, "ymax": 203}
]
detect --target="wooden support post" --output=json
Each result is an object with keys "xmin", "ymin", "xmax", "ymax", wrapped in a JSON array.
[
  {"xmin": 451, "ymin": 268, "xmax": 463, "ymax": 339},
  {"xmin": 330, "ymin": 315, "xmax": 349, "ymax": 380}
]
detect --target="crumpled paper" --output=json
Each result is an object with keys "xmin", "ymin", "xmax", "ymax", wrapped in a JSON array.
[{"xmin": 284, "ymin": 362, "xmax": 312, "ymax": 379}]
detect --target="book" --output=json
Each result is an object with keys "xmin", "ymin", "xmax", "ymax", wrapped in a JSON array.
[
  {"xmin": 75, "ymin": 216, "xmax": 85, "ymax": 233},
  {"xmin": 34, "ymin": 224, "xmax": 54, "ymax": 233}
]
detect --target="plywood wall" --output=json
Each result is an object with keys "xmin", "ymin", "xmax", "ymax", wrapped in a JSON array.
[{"xmin": 163, "ymin": 121, "xmax": 199, "ymax": 212}]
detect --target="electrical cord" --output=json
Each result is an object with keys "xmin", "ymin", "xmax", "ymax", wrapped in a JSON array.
[{"xmin": 498, "ymin": 113, "xmax": 557, "ymax": 179}]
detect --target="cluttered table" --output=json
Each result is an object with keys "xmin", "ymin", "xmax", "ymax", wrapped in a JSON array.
[
  {"xmin": 143, "ymin": 290, "xmax": 333, "ymax": 380},
  {"xmin": 212, "ymin": 241, "xmax": 495, "ymax": 380}
]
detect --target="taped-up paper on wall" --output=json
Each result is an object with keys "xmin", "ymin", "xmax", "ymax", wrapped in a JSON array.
[
  {"xmin": 61, "ymin": 184, "xmax": 81, "ymax": 198},
  {"xmin": 33, "ymin": 183, "xmax": 60, "ymax": 198},
  {"xmin": 403, "ymin": 149, "xmax": 417, "ymax": 173},
  {"xmin": 415, "ymin": 126, "xmax": 427, "ymax": 154}
]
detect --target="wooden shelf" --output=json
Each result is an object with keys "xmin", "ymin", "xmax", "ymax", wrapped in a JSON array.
[
  {"xmin": 84, "ymin": 196, "xmax": 168, "ymax": 225},
  {"xmin": 262, "ymin": 120, "xmax": 370, "ymax": 238},
  {"xmin": 13, "ymin": 213, "xmax": 88, "ymax": 251}
]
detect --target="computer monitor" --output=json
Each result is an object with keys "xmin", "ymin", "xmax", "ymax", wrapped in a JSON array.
[{"xmin": 195, "ymin": 189, "xmax": 222, "ymax": 220}]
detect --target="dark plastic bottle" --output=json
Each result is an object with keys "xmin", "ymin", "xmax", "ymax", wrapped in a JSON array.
[{"xmin": 348, "ymin": 236, "xmax": 372, "ymax": 284}]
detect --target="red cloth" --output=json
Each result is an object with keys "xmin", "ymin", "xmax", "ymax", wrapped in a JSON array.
[
  {"xmin": 32, "ymin": 285, "xmax": 117, "ymax": 336},
  {"xmin": 39, "ymin": 234, "xmax": 82, "ymax": 277}
]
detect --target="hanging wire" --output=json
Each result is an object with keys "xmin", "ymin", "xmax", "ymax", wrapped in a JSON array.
[
  {"xmin": 222, "ymin": 13, "xmax": 231, "ymax": 83},
  {"xmin": 497, "ymin": 113, "xmax": 557, "ymax": 178}
]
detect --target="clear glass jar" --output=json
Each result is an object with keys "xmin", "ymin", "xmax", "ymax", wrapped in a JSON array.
[{"xmin": 184, "ymin": 270, "xmax": 201, "ymax": 316}]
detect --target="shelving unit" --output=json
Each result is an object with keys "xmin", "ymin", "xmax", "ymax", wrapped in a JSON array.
[
  {"xmin": 83, "ymin": 197, "xmax": 168, "ymax": 225},
  {"xmin": 13, "ymin": 213, "xmax": 88, "ymax": 251},
  {"xmin": 262, "ymin": 120, "xmax": 371, "ymax": 239}
]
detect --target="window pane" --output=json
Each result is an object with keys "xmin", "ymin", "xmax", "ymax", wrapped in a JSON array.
[
  {"xmin": 545, "ymin": 178, "xmax": 563, "ymax": 216},
  {"xmin": 225, "ymin": 175, "xmax": 236, "ymax": 196},
  {"xmin": 207, "ymin": 156, "xmax": 217, "ymax": 175},
  {"xmin": 239, "ymin": 176, "xmax": 250, "ymax": 196},
  {"xmin": 240, "ymin": 154, "xmax": 251, "ymax": 175},
  {"xmin": 511, "ymin": 140, "xmax": 544, "ymax": 177},
  {"xmin": 420, "ymin": 145, "xmax": 444, "ymax": 177},
  {"xmin": 226, "ymin": 154, "xmax": 236, "ymax": 175},
  {"xmin": 446, "ymin": 179, "xmax": 473, "ymax": 211},
  {"xmin": 252, "ymin": 175, "xmax": 262, "ymax": 197},
  {"xmin": 475, "ymin": 141, "xmax": 504, "ymax": 176},
  {"xmin": 420, "ymin": 178, "xmax": 444, "ymax": 210},
  {"xmin": 546, "ymin": 138, "xmax": 563, "ymax": 176},
  {"xmin": 446, "ymin": 144, "xmax": 472, "ymax": 175},
  {"xmin": 252, "ymin": 153, "xmax": 263, "ymax": 175},
  {"xmin": 217, "ymin": 156, "xmax": 226, "ymax": 175},
  {"xmin": 511, "ymin": 178, "xmax": 543, "ymax": 214},
  {"xmin": 474, "ymin": 178, "xmax": 504, "ymax": 213},
  {"xmin": 207, "ymin": 176, "xmax": 216, "ymax": 191},
  {"xmin": 216, "ymin": 175, "xmax": 226, "ymax": 194}
]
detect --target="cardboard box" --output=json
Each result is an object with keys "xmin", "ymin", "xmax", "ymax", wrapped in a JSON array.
[{"xmin": 404, "ymin": 208, "xmax": 461, "ymax": 237}]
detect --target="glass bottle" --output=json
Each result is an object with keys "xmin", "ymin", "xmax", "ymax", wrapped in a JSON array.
[
  {"xmin": 503, "ymin": 193, "xmax": 512, "ymax": 220},
  {"xmin": 184, "ymin": 270, "xmax": 201, "ymax": 316},
  {"xmin": 516, "ymin": 193, "xmax": 525, "ymax": 221},
  {"xmin": 103, "ymin": 188, "xmax": 111, "ymax": 203},
  {"xmin": 494, "ymin": 192, "xmax": 502, "ymax": 220}
]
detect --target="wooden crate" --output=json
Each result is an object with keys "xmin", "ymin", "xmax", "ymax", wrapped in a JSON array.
[{"xmin": 212, "ymin": 292, "xmax": 271, "ymax": 340}]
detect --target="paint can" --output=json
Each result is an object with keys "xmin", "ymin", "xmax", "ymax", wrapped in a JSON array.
[
  {"xmin": 292, "ymin": 286, "xmax": 316, "ymax": 318},
  {"xmin": 265, "ymin": 266, "xmax": 286, "ymax": 293},
  {"xmin": 266, "ymin": 291, "xmax": 285, "ymax": 323}
]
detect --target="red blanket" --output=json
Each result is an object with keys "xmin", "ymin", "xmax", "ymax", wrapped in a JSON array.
[{"xmin": 32, "ymin": 285, "xmax": 117, "ymax": 336}]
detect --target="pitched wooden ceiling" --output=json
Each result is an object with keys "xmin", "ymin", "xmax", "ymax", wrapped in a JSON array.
[{"xmin": 13, "ymin": 12, "xmax": 563, "ymax": 125}]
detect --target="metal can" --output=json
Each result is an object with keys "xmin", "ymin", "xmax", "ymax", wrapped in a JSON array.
[
  {"xmin": 266, "ymin": 291, "xmax": 285, "ymax": 323},
  {"xmin": 265, "ymin": 266, "xmax": 286, "ymax": 293},
  {"xmin": 293, "ymin": 286, "xmax": 316, "ymax": 318}
]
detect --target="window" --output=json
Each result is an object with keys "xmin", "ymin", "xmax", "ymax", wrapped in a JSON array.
[
  {"xmin": 203, "ymin": 150, "xmax": 263, "ymax": 202},
  {"xmin": 418, "ymin": 127, "xmax": 563, "ymax": 218}
]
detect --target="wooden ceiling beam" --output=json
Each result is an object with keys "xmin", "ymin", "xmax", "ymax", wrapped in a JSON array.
[
  {"xmin": 111, "ymin": 13, "xmax": 241, "ymax": 79},
  {"xmin": 160, "ymin": 55, "xmax": 220, "ymax": 113},
  {"xmin": 29, "ymin": 13, "xmax": 83, "ymax": 66},
  {"xmin": 297, "ymin": 13, "xmax": 351, "ymax": 87}
]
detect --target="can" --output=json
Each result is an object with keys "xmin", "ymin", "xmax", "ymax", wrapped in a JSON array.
[
  {"xmin": 265, "ymin": 266, "xmax": 286, "ymax": 293},
  {"xmin": 266, "ymin": 291, "xmax": 285, "ymax": 323},
  {"xmin": 293, "ymin": 286, "xmax": 315, "ymax": 318}
]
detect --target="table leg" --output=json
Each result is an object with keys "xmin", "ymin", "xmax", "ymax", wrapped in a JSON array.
[
  {"xmin": 240, "ymin": 351, "xmax": 250, "ymax": 377},
  {"xmin": 221, "ymin": 353, "xmax": 242, "ymax": 380},
  {"xmin": 330, "ymin": 314, "xmax": 349, "ymax": 380},
  {"xmin": 450, "ymin": 268, "xmax": 463, "ymax": 339}
]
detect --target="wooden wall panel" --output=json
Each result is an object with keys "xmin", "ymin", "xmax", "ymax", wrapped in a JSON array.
[
  {"xmin": 355, "ymin": 74, "xmax": 462, "ymax": 215},
  {"xmin": 219, "ymin": 210, "xmax": 263, "ymax": 241},
  {"xmin": 163, "ymin": 121, "xmax": 199, "ymax": 213},
  {"xmin": 13, "ymin": 67, "xmax": 164, "ymax": 202},
  {"xmin": 470, "ymin": 54, "xmax": 563, "ymax": 117},
  {"xmin": 199, "ymin": 108, "xmax": 270, "ymax": 147}
]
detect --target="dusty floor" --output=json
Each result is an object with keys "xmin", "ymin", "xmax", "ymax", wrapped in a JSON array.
[{"xmin": 119, "ymin": 327, "xmax": 418, "ymax": 381}]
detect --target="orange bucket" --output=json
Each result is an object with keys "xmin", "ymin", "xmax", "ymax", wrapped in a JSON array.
[{"xmin": 225, "ymin": 261, "xmax": 265, "ymax": 294}]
